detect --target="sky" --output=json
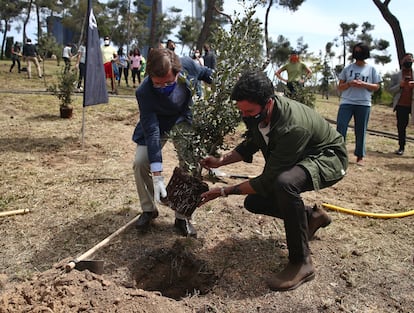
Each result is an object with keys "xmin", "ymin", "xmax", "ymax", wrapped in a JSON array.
[
  {"xmin": 6, "ymin": 0, "xmax": 413, "ymax": 75},
  {"xmin": 168, "ymin": 0, "xmax": 414, "ymax": 75}
]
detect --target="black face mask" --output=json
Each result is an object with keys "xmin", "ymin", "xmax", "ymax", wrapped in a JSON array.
[
  {"xmin": 352, "ymin": 51, "xmax": 366, "ymax": 61},
  {"xmin": 242, "ymin": 108, "xmax": 267, "ymax": 129},
  {"xmin": 403, "ymin": 61, "xmax": 412, "ymax": 69}
]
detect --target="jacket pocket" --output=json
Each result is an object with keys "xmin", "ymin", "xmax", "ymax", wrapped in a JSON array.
[{"xmin": 316, "ymin": 149, "xmax": 346, "ymax": 185}]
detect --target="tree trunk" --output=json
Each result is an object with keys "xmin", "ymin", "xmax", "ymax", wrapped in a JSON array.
[
  {"xmin": 36, "ymin": 2, "xmax": 42, "ymax": 41},
  {"xmin": 372, "ymin": 0, "xmax": 405, "ymax": 66},
  {"xmin": 23, "ymin": 0, "xmax": 33, "ymax": 43},
  {"xmin": 0, "ymin": 20, "xmax": 8, "ymax": 60},
  {"xmin": 264, "ymin": 0, "xmax": 272, "ymax": 55},
  {"xmin": 149, "ymin": 0, "xmax": 158, "ymax": 49},
  {"xmin": 196, "ymin": 0, "xmax": 217, "ymax": 51}
]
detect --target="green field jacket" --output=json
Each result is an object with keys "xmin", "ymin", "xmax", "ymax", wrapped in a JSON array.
[{"xmin": 235, "ymin": 95, "xmax": 348, "ymax": 195}]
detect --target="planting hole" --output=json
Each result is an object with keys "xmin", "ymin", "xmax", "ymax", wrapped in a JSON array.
[{"xmin": 133, "ymin": 241, "xmax": 217, "ymax": 300}]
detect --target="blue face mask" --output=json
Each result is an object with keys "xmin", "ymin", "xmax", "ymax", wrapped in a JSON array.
[{"xmin": 155, "ymin": 81, "xmax": 177, "ymax": 96}]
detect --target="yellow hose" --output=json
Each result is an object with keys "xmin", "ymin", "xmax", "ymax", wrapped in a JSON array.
[{"xmin": 322, "ymin": 203, "xmax": 414, "ymax": 219}]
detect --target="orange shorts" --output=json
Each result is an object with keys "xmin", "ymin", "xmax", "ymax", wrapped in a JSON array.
[{"xmin": 104, "ymin": 62, "xmax": 114, "ymax": 78}]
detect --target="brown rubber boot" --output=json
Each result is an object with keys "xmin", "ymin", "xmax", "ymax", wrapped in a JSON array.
[
  {"xmin": 307, "ymin": 205, "xmax": 332, "ymax": 240},
  {"xmin": 266, "ymin": 256, "xmax": 315, "ymax": 292}
]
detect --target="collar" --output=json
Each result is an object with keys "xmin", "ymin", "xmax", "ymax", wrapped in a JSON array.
[{"xmin": 259, "ymin": 98, "xmax": 275, "ymax": 128}]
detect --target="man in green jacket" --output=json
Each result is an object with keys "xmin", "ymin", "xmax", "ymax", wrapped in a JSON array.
[{"xmin": 199, "ymin": 70, "xmax": 348, "ymax": 292}]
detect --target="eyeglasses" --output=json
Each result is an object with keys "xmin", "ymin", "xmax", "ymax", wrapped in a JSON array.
[
  {"xmin": 152, "ymin": 73, "xmax": 178, "ymax": 88},
  {"xmin": 153, "ymin": 80, "xmax": 177, "ymax": 89}
]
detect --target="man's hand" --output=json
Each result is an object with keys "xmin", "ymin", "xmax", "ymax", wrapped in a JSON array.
[
  {"xmin": 200, "ymin": 156, "xmax": 221, "ymax": 169},
  {"xmin": 198, "ymin": 188, "xmax": 222, "ymax": 207},
  {"xmin": 153, "ymin": 175, "xmax": 167, "ymax": 203}
]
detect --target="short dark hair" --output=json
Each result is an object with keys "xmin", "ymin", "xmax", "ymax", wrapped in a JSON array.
[
  {"xmin": 146, "ymin": 48, "xmax": 182, "ymax": 78},
  {"xmin": 231, "ymin": 70, "xmax": 274, "ymax": 107},
  {"xmin": 352, "ymin": 42, "xmax": 370, "ymax": 60},
  {"xmin": 401, "ymin": 53, "xmax": 413, "ymax": 61}
]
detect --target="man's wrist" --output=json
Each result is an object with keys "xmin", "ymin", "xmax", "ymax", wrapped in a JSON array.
[{"xmin": 220, "ymin": 187, "xmax": 227, "ymax": 197}]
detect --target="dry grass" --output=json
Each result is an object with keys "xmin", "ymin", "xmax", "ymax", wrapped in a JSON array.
[{"xmin": 0, "ymin": 60, "xmax": 413, "ymax": 313}]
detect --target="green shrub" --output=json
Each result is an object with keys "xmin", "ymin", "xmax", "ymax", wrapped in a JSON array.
[
  {"xmin": 47, "ymin": 70, "xmax": 77, "ymax": 108},
  {"xmin": 170, "ymin": 3, "xmax": 266, "ymax": 177}
]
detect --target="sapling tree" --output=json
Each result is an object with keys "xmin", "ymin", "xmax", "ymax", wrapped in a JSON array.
[{"xmin": 170, "ymin": 2, "xmax": 266, "ymax": 178}]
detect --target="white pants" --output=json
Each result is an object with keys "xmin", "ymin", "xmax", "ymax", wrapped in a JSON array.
[{"xmin": 132, "ymin": 144, "xmax": 187, "ymax": 219}]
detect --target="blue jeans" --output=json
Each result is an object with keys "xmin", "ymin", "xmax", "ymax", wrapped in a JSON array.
[{"xmin": 336, "ymin": 104, "xmax": 371, "ymax": 158}]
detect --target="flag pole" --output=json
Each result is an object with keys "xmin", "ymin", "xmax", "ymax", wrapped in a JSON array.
[
  {"xmin": 81, "ymin": 106, "xmax": 86, "ymax": 149},
  {"xmin": 81, "ymin": 0, "xmax": 90, "ymax": 150}
]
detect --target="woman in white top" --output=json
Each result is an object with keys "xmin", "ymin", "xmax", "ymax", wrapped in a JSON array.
[
  {"xmin": 336, "ymin": 43, "xmax": 381, "ymax": 166},
  {"xmin": 130, "ymin": 48, "xmax": 142, "ymax": 88}
]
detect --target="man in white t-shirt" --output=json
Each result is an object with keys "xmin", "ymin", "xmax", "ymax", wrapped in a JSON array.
[
  {"xmin": 62, "ymin": 43, "xmax": 73, "ymax": 74},
  {"xmin": 76, "ymin": 40, "xmax": 86, "ymax": 91}
]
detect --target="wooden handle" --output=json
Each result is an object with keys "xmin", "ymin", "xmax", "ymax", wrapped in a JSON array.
[
  {"xmin": 65, "ymin": 214, "xmax": 141, "ymax": 271},
  {"xmin": 0, "ymin": 209, "xmax": 30, "ymax": 217},
  {"xmin": 66, "ymin": 261, "xmax": 76, "ymax": 272}
]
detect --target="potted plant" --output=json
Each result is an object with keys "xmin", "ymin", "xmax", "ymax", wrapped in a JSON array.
[
  {"xmin": 164, "ymin": 4, "xmax": 266, "ymax": 216},
  {"xmin": 48, "ymin": 69, "xmax": 77, "ymax": 118}
]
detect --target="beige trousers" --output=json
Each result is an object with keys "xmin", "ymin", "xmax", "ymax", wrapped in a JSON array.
[
  {"xmin": 26, "ymin": 56, "xmax": 42, "ymax": 79},
  {"xmin": 132, "ymin": 122, "xmax": 193, "ymax": 219}
]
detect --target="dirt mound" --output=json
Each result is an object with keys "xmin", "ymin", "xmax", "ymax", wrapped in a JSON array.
[{"xmin": 0, "ymin": 266, "xmax": 192, "ymax": 313}]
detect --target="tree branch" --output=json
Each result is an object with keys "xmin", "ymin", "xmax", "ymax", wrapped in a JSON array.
[{"xmin": 214, "ymin": 6, "xmax": 232, "ymax": 24}]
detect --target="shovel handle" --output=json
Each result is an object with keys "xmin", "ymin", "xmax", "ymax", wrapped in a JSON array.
[
  {"xmin": 0, "ymin": 209, "xmax": 30, "ymax": 217},
  {"xmin": 66, "ymin": 260, "xmax": 77, "ymax": 272},
  {"xmin": 65, "ymin": 214, "xmax": 141, "ymax": 272}
]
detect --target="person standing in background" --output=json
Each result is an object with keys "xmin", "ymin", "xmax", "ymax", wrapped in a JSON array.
[
  {"xmin": 166, "ymin": 39, "xmax": 176, "ymax": 52},
  {"xmin": 192, "ymin": 49, "xmax": 204, "ymax": 67},
  {"xmin": 275, "ymin": 50, "xmax": 312, "ymax": 97},
  {"xmin": 388, "ymin": 53, "xmax": 414, "ymax": 155},
  {"xmin": 62, "ymin": 43, "xmax": 73, "ymax": 74},
  {"xmin": 130, "ymin": 48, "xmax": 142, "ymax": 88},
  {"xmin": 203, "ymin": 43, "xmax": 216, "ymax": 70},
  {"xmin": 117, "ymin": 47, "xmax": 130, "ymax": 87},
  {"xmin": 101, "ymin": 36, "xmax": 118, "ymax": 94},
  {"xmin": 22, "ymin": 38, "xmax": 42, "ymax": 79},
  {"xmin": 9, "ymin": 42, "xmax": 22, "ymax": 73},
  {"xmin": 76, "ymin": 40, "xmax": 86, "ymax": 92},
  {"xmin": 336, "ymin": 42, "xmax": 381, "ymax": 166},
  {"xmin": 191, "ymin": 49, "xmax": 206, "ymax": 98}
]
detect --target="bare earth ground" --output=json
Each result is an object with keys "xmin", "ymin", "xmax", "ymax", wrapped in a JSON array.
[{"xmin": 0, "ymin": 61, "xmax": 413, "ymax": 313}]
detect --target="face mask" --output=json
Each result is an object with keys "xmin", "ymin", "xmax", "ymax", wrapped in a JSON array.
[
  {"xmin": 104, "ymin": 40, "xmax": 110, "ymax": 45},
  {"xmin": 352, "ymin": 51, "xmax": 365, "ymax": 61},
  {"xmin": 403, "ymin": 61, "xmax": 412, "ymax": 69},
  {"xmin": 290, "ymin": 55, "xmax": 299, "ymax": 63},
  {"xmin": 242, "ymin": 107, "xmax": 267, "ymax": 129},
  {"xmin": 195, "ymin": 53, "xmax": 200, "ymax": 57},
  {"xmin": 155, "ymin": 81, "xmax": 177, "ymax": 96}
]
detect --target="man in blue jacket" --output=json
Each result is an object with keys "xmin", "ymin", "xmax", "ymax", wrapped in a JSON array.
[{"xmin": 132, "ymin": 48, "xmax": 212, "ymax": 237}]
